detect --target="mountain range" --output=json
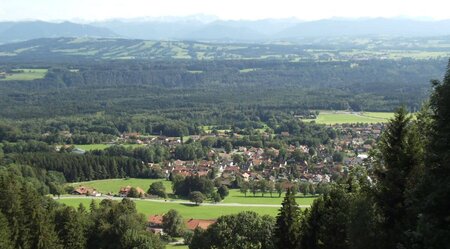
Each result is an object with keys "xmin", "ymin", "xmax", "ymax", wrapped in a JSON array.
[{"xmin": 1, "ymin": 17, "xmax": 450, "ymax": 44}]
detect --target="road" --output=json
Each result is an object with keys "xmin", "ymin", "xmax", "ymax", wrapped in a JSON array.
[{"xmin": 55, "ymin": 195, "xmax": 311, "ymax": 208}]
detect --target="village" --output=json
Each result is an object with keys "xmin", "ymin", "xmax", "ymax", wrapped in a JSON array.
[{"xmin": 69, "ymin": 122, "xmax": 384, "ymax": 234}]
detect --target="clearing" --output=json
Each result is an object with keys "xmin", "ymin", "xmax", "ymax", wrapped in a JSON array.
[
  {"xmin": 70, "ymin": 178, "xmax": 173, "ymax": 194},
  {"xmin": 74, "ymin": 143, "xmax": 145, "ymax": 151},
  {"xmin": 302, "ymin": 111, "xmax": 395, "ymax": 124},
  {"xmin": 0, "ymin": 68, "xmax": 48, "ymax": 81}
]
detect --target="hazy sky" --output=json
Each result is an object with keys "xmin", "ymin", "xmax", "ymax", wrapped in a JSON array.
[{"xmin": 0, "ymin": 0, "xmax": 449, "ymax": 21}]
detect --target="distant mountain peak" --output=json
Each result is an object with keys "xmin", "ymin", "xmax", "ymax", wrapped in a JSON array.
[{"xmin": 0, "ymin": 21, "xmax": 118, "ymax": 44}]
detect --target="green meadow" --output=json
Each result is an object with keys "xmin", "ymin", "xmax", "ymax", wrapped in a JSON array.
[
  {"xmin": 304, "ymin": 111, "xmax": 395, "ymax": 124},
  {"xmin": 74, "ymin": 143, "xmax": 145, "ymax": 151},
  {"xmin": 70, "ymin": 178, "xmax": 173, "ymax": 194},
  {"xmin": 224, "ymin": 189, "xmax": 316, "ymax": 206},
  {"xmin": 0, "ymin": 68, "xmax": 48, "ymax": 81},
  {"xmin": 166, "ymin": 244, "xmax": 188, "ymax": 249},
  {"xmin": 64, "ymin": 178, "xmax": 317, "ymax": 220},
  {"xmin": 70, "ymin": 178, "xmax": 317, "ymax": 205},
  {"xmin": 58, "ymin": 198, "xmax": 280, "ymax": 219}
]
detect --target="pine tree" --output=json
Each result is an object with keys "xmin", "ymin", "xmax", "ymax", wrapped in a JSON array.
[
  {"xmin": 374, "ymin": 107, "xmax": 422, "ymax": 248},
  {"xmin": 300, "ymin": 186, "xmax": 350, "ymax": 249},
  {"xmin": 54, "ymin": 206, "xmax": 87, "ymax": 249},
  {"xmin": 415, "ymin": 59, "xmax": 450, "ymax": 248},
  {"xmin": 0, "ymin": 212, "xmax": 13, "ymax": 249},
  {"xmin": 274, "ymin": 188, "xmax": 301, "ymax": 249}
]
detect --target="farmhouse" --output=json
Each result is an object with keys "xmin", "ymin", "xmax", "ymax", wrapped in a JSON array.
[
  {"xmin": 186, "ymin": 218, "xmax": 216, "ymax": 230},
  {"xmin": 119, "ymin": 186, "xmax": 146, "ymax": 197},
  {"xmin": 147, "ymin": 215, "xmax": 164, "ymax": 234},
  {"xmin": 72, "ymin": 186, "xmax": 100, "ymax": 196}
]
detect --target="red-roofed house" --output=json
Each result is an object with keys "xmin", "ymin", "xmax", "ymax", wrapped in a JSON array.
[
  {"xmin": 148, "ymin": 215, "xmax": 164, "ymax": 234},
  {"xmin": 186, "ymin": 219, "xmax": 216, "ymax": 230}
]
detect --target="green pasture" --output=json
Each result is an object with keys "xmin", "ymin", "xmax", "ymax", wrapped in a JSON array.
[
  {"xmin": 239, "ymin": 68, "xmax": 259, "ymax": 73},
  {"xmin": 69, "ymin": 178, "xmax": 317, "ymax": 205},
  {"xmin": 166, "ymin": 244, "xmax": 188, "ymax": 249},
  {"xmin": 303, "ymin": 111, "xmax": 395, "ymax": 124},
  {"xmin": 58, "ymin": 198, "xmax": 280, "ymax": 219},
  {"xmin": 70, "ymin": 178, "xmax": 173, "ymax": 194},
  {"xmin": 0, "ymin": 68, "xmax": 48, "ymax": 81},
  {"xmin": 74, "ymin": 143, "xmax": 145, "ymax": 151},
  {"xmin": 223, "ymin": 189, "xmax": 316, "ymax": 205}
]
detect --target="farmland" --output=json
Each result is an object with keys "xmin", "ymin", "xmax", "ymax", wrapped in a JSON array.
[
  {"xmin": 58, "ymin": 198, "xmax": 280, "ymax": 219},
  {"xmin": 0, "ymin": 68, "xmax": 47, "ymax": 81},
  {"xmin": 70, "ymin": 178, "xmax": 173, "ymax": 194},
  {"xmin": 74, "ymin": 143, "xmax": 145, "ymax": 151},
  {"xmin": 303, "ymin": 111, "xmax": 395, "ymax": 125},
  {"xmin": 63, "ymin": 178, "xmax": 317, "ymax": 220},
  {"xmin": 223, "ymin": 189, "xmax": 316, "ymax": 206},
  {"xmin": 69, "ymin": 178, "xmax": 316, "ymax": 205}
]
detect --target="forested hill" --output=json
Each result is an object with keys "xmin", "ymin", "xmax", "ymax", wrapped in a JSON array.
[{"xmin": 0, "ymin": 59, "xmax": 446, "ymax": 118}]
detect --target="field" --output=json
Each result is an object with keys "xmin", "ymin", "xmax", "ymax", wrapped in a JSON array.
[
  {"xmin": 74, "ymin": 143, "xmax": 145, "ymax": 151},
  {"xmin": 64, "ymin": 178, "xmax": 317, "ymax": 220},
  {"xmin": 0, "ymin": 68, "xmax": 48, "ymax": 81},
  {"xmin": 70, "ymin": 178, "xmax": 316, "ymax": 205},
  {"xmin": 166, "ymin": 244, "xmax": 188, "ymax": 249},
  {"xmin": 223, "ymin": 189, "xmax": 316, "ymax": 206},
  {"xmin": 70, "ymin": 178, "xmax": 173, "ymax": 194},
  {"xmin": 58, "ymin": 198, "xmax": 280, "ymax": 219},
  {"xmin": 303, "ymin": 111, "xmax": 395, "ymax": 124}
]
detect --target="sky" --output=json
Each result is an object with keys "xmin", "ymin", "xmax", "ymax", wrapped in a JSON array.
[{"xmin": 0, "ymin": 0, "xmax": 449, "ymax": 22}]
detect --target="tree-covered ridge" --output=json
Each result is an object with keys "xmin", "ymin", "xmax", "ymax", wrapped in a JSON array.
[{"xmin": 0, "ymin": 59, "xmax": 445, "ymax": 119}]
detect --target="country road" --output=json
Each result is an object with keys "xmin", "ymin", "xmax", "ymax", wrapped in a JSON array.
[{"xmin": 55, "ymin": 195, "xmax": 311, "ymax": 208}]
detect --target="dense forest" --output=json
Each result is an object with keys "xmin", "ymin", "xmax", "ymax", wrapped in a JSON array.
[{"xmin": 0, "ymin": 59, "xmax": 445, "ymax": 120}]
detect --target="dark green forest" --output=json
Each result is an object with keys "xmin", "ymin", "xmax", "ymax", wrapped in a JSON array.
[{"xmin": 0, "ymin": 59, "xmax": 445, "ymax": 120}]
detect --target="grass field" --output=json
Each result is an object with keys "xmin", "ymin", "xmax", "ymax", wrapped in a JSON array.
[
  {"xmin": 166, "ymin": 244, "xmax": 188, "ymax": 249},
  {"xmin": 58, "ymin": 198, "xmax": 280, "ymax": 219},
  {"xmin": 74, "ymin": 143, "xmax": 145, "ymax": 151},
  {"xmin": 70, "ymin": 178, "xmax": 173, "ymax": 194},
  {"xmin": 239, "ymin": 68, "xmax": 259, "ymax": 73},
  {"xmin": 70, "ymin": 178, "xmax": 317, "ymax": 205},
  {"xmin": 223, "ymin": 189, "xmax": 316, "ymax": 205},
  {"xmin": 0, "ymin": 68, "xmax": 48, "ymax": 81},
  {"xmin": 303, "ymin": 111, "xmax": 395, "ymax": 124}
]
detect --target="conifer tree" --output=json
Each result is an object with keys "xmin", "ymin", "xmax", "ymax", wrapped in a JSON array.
[
  {"xmin": 0, "ymin": 212, "xmax": 13, "ymax": 249},
  {"xmin": 274, "ymin": 188, "xmax": 301, "ymax": 249},
  {"xmin": 415, "ymin": 59, "xmax": 450, "ymax": 248},
  {"xmin": 374, "ymin": 107, "xmax": 422, "ymax": 248}
]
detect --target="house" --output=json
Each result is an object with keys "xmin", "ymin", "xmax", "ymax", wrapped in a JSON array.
[
  {"xmin": 148, "ymin": 215, "xmax": 164, "ymax": 226},
  {"xmin": 186, "ymin": 219, "xmax": 216, "ymax": 230},
  {"xmin": 119, "ymin": 186, "xmax": 146, "ymax": 197},
  {"xmin": 148, "ymin": 215, "xmax": 164, "ymax": 234},
  {"xmin": 72, "ymin": 186, "xmax": 100, "ymax": 196},
  {"xmin": 242, "ymin": 172, "xmax": 250, "ymax": 182}
]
